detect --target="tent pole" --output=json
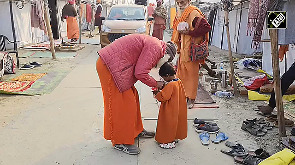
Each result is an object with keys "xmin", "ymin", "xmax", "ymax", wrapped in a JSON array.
[
  {"xmin": 78, "ymin": 0, "xmax": 82, "ymax": 44},
  {"xmin": 9, "ymin": 0, "xmax": 19, "ymax": 67},
  {"xmin": 270, "ymin": 29, "xmax": 286, "ymax": 137},
  {"xmin": 224, "ymin": 5, "xmax": 238, "ymax": 95},
  {"xmin": 43, "ymin": 0, "xmax": 56, "ymax": 59}
]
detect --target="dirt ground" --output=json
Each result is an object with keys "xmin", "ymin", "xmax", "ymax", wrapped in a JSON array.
[{"xmin": 0, "ymin": 34, "xmax": 293, "ymax": 160}]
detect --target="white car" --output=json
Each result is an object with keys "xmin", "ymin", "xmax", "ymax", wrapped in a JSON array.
[{"xmin": 100, "ymin": 4, "xmax": 153, "ymax": 48}]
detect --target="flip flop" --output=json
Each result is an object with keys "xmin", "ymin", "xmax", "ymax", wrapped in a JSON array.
[
  {"xmin": 212, "ymin": 132, "xmax": 229, "ymax": 144},
  {"xmin": 221, "ymin": 142, "xmax": 248, "ymax": 157},
  {"xmin": 199, "ymin": 132, "xmax": 210, "ymax": 145}
]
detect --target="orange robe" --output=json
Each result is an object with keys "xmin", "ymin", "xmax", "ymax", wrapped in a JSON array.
[
  {"xmin": 96, "ymin": 58, "xmax": 143, "ymax": 145},
  {"xmin": 155, "ymin": 79, "xmax": 187, "ymax": 144},
  {"xmin": 66, "ymin": 17, "xmax": 80, "ymax": 39},
  {"xmin": 172, "ymin": 6, "xmax": 208, "ymax": 99}
]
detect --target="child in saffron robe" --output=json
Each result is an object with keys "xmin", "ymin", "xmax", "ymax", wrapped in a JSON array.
[{"xmin": 154, "ymin": 62, "xmax": 187, "ymax": 149}]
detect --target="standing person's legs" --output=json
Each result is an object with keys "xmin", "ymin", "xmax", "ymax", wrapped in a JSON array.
[
  {"xmin": 176, "ymin": 60, "xmax": 200, "ymax": 109},
  {"xmin": 259, "ymin": 62, "xmax": 295, "ymax": 114},
  {"xmin": 96, "ymin": 58, "xmax": 143, "ymax": 155}
]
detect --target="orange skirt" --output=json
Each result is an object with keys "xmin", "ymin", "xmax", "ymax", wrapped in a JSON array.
[
  {"xmin": 66, "ymin": 17, "xmax": 79, "ymax": 39},
  {"xmin": 96, "ymin": 58, "xmax": 143, "ymax": 145},
  {"xmin": 176, "ymin": 60, "xmax": 200, "ymax": 99}
]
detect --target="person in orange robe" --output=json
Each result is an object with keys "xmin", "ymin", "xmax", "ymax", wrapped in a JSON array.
[
  {"xmin": 62, "ymin": 0, "xmax": 80, "ymax": 42},
  {"xmin": 154, "ymin": 62, "xmax": 187, "ymax": 149},
  {"xmin": 171, "ymin": 0, "xmax": 211, "ymax": 109}
]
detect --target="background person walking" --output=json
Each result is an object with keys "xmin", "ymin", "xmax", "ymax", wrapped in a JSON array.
[
  {"xmin": 62, "ymin": 0, "xmax": 80, "ymax": 42},
  {"xmin": 152, "ymin": 0, "xmax": 167, "ymax": 40}
]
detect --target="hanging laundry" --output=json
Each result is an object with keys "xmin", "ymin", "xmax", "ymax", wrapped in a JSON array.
[
  {"xmin": 247, "ymin": 0, "xmax": 271, "ymax": 49},
  {"xmin": 31, "ymin": 0, "xmax": 46, "ymax": 31}
]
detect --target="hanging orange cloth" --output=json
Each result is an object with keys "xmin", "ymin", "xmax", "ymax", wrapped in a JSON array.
[
  {"xmin": 279, "ymin": 45, "xmax": 289, "ymax": 62},
  {"xmin": 96, "ymin": 58, "xmax": 143, "ymax": 145},
  {"xmin": 66, "ymin": 16, "xmax": 79, "ymax": 39},
  {"xmin": 155, "ymin": 79, "xmax": 187, "ymax": 144}
]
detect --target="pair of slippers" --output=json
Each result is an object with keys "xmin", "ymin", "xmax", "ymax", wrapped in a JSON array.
[
  {"xmin": 20, "ymin": 62, "xmax": 42, "ymax": 70},
  {"xmin": 221, "ymin": 141, "xmax": 270, "ymax": 165},
  {"xmin": 241, "ymin": 118, "xmax": 273, "ymax": 137},
  {"xmin": 199, "ymin": 132, "xmax": 228, "ymax": 145}
]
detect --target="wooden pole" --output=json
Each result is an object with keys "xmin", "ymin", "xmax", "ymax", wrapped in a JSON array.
[
  {"xmin": 43, "ymin": 0, "xmax": 56, "ymax": 59},
  {"xmin": 78, "ymin": 0, "xmax": 82, "ymax": 44},
  {"xmin": 224, "ymin": 9, "xmax": 238, "ymax": 95},
  {"xmin": 270, "ymin": 29, "xmax": 286, "ymax": 137}
]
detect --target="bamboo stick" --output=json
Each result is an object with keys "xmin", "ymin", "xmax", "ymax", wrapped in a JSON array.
[
  {"xmin": 224, "ymin": 8, "xmax": 238, "ymax": 95},
  {"xmin": 43, "ymin": 0, "xmax": 56, "ymax": 59},
  {"xmin": 270, "ymin": 29, "xmax": 286, "ymax": 137}
]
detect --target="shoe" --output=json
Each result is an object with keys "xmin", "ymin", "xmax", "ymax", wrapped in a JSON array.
[
  {"xmin": 114, "ymin": 144, "xmax": 140, "ymax": 155},
  {"xmin": 20, "ymin": 64, "xmax": 34, "ymax": 70},
  {"xmin": 30, "ymin": 62, "xmax": 42, "ymax": 67},
  {"xmin": 196, "ymin": 123, "xmax": 220, "ymax": 133},
  {"xmin": 138, "ymin": 129, "xmax": 155, "ymax": 138}
]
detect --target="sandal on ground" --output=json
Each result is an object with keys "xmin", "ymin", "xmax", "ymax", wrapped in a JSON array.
[
  {"xmin": 234, "ymin": 155, "xmax": 263, "ymax": 165},
  {"xmin": 199, "ymin": 132, "xmax": 210, "ymax": 145},
  {"xmin": 253, "ymin": 148, "xmax": 270, "ymax": 159},
  {"xmin": 274, "ymin": 119, "xmax": 294, "ymax": 127},
  {"xmin": 114, "ymin": 144, "xmax": 140, "ymax": 155},
  {"xmin": 241, "ymin": 121, "xmax": 266, "ymax": 137},
  {"xmin": 212, "ymin": 132, "xmax": 228, "ymax": 144},
  {"xmin": 159, "ymin": 141, "xmax": 176, "ymax": 149},
  {"xmin": 221, "ymin": 143, "xmax": 248, "ymax": 157},
  {"xmin": 138, "ymin": 129, "xmax": 155, "ymax": 138}
]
